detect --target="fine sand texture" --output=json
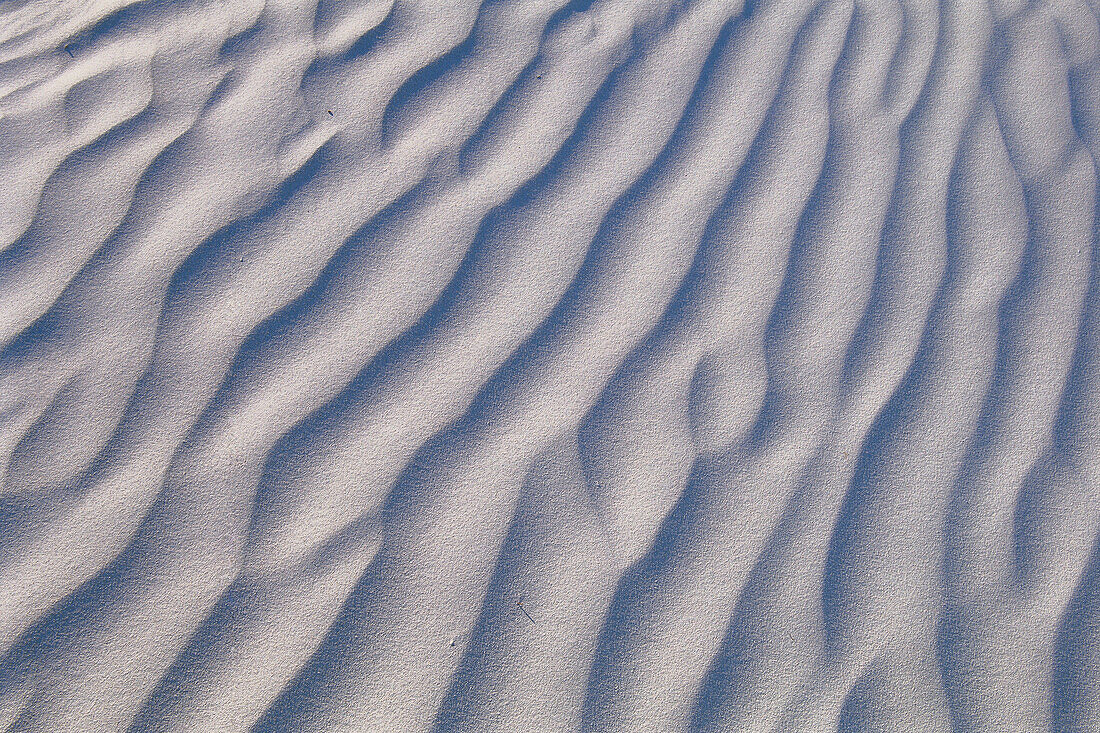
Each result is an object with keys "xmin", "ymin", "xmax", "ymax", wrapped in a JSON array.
[{"xmin": 1, "ymin": 0, "xmax": 1100, "ymax": 730}]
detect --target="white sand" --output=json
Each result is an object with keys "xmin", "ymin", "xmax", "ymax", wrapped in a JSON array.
[{"xmin": 0, "ymin": 0, "xmax": 1098, "ymax": 730}]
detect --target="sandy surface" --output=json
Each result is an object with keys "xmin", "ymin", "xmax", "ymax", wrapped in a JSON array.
[{"xmin": 0, "ymin": 0, "xmax": 1099, "ymax": 730}]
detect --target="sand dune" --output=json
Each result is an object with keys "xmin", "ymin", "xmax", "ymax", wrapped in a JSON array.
[{"xmin": 0, "ymin": 0, "xmax": 1098, "ymax": 730}]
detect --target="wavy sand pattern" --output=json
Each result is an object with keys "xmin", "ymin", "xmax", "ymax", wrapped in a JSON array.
[{"xmin": 0, "ymin": 0, "xmax": 1098, "ymax": 730}]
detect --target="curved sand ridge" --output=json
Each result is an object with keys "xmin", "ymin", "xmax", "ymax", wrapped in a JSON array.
[{"xmin": 0, "ymin": 0, "xmax": 1098, "ymax": 730}]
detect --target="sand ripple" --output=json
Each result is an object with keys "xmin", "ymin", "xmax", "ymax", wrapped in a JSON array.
[{"xmin": 0, "ymin": 0, "xmax": 1098, "ymax": 730}]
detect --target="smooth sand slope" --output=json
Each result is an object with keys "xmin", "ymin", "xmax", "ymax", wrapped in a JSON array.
[{"xmin": 0, "ymin": 0, "xmax": 1099, "ymax": 730}]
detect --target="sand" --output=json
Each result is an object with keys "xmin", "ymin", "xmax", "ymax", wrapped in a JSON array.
[{"xmin": 0, "ymin": 0, "xmax": 1098, "ymax": 730}]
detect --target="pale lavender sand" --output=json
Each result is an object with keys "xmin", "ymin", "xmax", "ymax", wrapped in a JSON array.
[{"xmin": 0, "ymin": 0, "xmax": 1098, "ymax": 731}]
